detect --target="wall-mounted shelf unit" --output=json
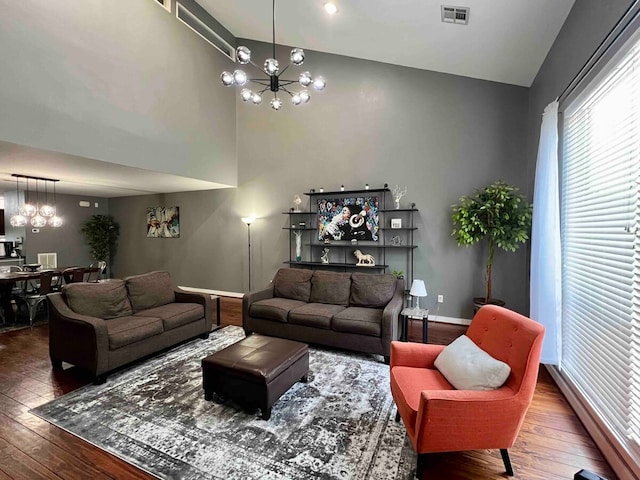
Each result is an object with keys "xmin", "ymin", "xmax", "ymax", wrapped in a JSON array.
[{"xmin": 283, "ymin": 186, "xmax": 419, "ymax": 281}]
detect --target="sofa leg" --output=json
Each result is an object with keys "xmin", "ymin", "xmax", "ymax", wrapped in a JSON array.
[
  {"xmin": 51, "ymin": 358, "xmax": 63, "ymax": 371},
  {"xmin": 500, "ymin": 449, "xmax": 514, "ymax": 476},
  {"xmin": 383, "ymin": 355, "xmax": 390, "ymax": 365},
  {"xmin": 261, "ymin": 407, "xmax": 272, "ymax": 421},
  {"xmin": 300, "ymin": 374, "xmax": 309, "ymax": 383},
  {"xmin": 94, "ymin": 374, "xmax": 107, "ymax": 385},
  {"xmin": 200, "ymin": 332, "xmax": 210, "ymax": 340},
  {"xmin": 204, "ymin": 389, "xmax": 213, "ymax": 401},
  {"xmin": 243, "ymin": 329, "xmax": 253, "ymax": 337}
]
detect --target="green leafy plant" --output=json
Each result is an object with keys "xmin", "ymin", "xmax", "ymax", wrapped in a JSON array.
[
  {"xmin": 451, "ymin": 180, "xmax": 532, "ymax": 304},
  {"xmin": 392, "ymin": 270, "xmax": 404, "ymax": 279},
  {"xmin": 81, "ymin": 214, "xmax": 120, "ymax": 266}
]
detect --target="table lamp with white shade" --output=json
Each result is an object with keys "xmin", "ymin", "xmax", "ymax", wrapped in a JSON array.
[{"xmin": 410, "ymin": 279, "xmax": 427, "ymax": 310}]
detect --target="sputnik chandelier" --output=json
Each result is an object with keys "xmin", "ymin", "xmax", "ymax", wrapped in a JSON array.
[
  {"xmin": 220, "ymin": 0, "xmax": 326, "ymax": 110},
  {"xmin": 9, "ymin": 174, "xmax": 62, "ymax": 228}
]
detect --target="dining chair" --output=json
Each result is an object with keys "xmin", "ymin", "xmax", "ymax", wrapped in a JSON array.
[
  {"xmin": 15, "ymin": 271, "xmax": 54, "ymax": 325},
  {"xmin": 62, "ymin": 267, "xmax": 85, "ymax": 284}
]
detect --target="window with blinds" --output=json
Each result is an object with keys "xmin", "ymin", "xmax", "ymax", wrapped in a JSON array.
[{"xmin": 561, "ymin": 30, "xmax": 640, "ymax": 455}]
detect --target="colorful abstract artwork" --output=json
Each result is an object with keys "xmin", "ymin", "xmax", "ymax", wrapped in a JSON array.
[
  {"xmin": 147, "ymin": 206, "xmax": 180, "ymax": 238},
  {"xmin": 317, "ymin": 197, "xmax": 379, "ymax": 242}
]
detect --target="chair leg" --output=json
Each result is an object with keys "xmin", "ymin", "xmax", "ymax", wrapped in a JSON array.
[
  {"xmin": 395, "ymin": 409, "xmax": 401, "ymax": 423},
  {"xmin": 415, "ymin": 453, "xmax": 427, "ymax": 479},
  {"xmin": 500, "ymin": 449, "xmax": 514, "ymax": 476}
]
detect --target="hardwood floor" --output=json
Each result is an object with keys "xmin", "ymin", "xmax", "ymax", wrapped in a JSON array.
[{"xmin": 0, "ymin": 298, "xmax": 617, "ymax": 480}]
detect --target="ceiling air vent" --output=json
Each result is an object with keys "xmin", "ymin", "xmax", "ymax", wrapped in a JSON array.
[{"xmin": 441, "ymin": 5, "xmax": 469, "ymax": 25}]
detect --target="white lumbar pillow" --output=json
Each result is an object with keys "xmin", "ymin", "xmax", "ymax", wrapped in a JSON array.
[{"xmin": 434, "ymin": 335, "xmax": 511, "ymax": 390}]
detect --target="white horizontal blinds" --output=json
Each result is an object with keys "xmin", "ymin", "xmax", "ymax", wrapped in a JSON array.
[{"xmin": 561, "ymin": 32, "xmax": 640, "ymax": 449}]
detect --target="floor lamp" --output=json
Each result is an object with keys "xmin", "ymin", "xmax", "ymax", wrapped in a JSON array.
[{"xmin": 241, "ymin": 217, "xmax": 255, "ymax": 291}]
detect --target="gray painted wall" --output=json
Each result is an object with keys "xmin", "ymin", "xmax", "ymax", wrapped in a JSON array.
[
  {"xmin": 112, "ymin": 39, "xmax": 530, "ymax": 319},
  {"xmin": 23, "ymin": 193, "xmax": 110, "ymax": 268},
  {"xmin": 0, "ymin": 0, "xmax": 237, "ymax": 186}
]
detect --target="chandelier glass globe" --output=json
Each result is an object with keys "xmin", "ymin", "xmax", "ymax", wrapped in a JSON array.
[
  {"xmin": 291, "ymin": 93, "xmax": 302, "ymax": 106},
  {"xmin": 270, "ymin": 97, "xmax": 283, "ymax": 110},
  {"xmin": 19, "ymin": 203, "xmax": 37, "ymax": 217},
  {"xmin": 40, "ymin": 203, "xmax": 56, "ymax": 217},
  {"xmin": 49, "ymin": 215, "xmax": 63, "ymax": 228},
  {"xmin": 240, "ymin": 88, "xmax": 253, "ymax": 102},
  {"xmin": 299, "ymin": 90, "xmax": 310, "ymax": 103},
  {"xmin": 31, "ymin": 214, "xmax": 47, "ymax": 228},
  {"xmin": 313, "ymin": 76, "xmax": 326, "ymax": 91},
  {"xmin": 299, "ymin": 71, "xmax": 312, "ymax": 87},
  {"xmin": 233, "ymin": 70, "xmax": 247, "ymax": 86},
  {"xmin": 290, "ymin": 48, "xmax": 305, "ymax": 66},
  {"xmin": 251, "ymin": 93, "xmax": 262, "ymax": 104},
  {"xmin": 264, "ymin": 58, "xmax": 279, "ymax": 76},
  {"xmin": 220, "ymin": 71, "xmax": 234, "ymax": 86},
  {"xmin": 9, "ymin": 213, "xmax": 26, "ymax": 227},
  {"xmin": 236, "ymin": 46, "xmax": 251, "ymax": 64}
]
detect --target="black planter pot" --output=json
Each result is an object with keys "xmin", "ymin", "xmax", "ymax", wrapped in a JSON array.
[{"xmin": 473, "ymin": 297, "xmax": 506, "ymax": 315}]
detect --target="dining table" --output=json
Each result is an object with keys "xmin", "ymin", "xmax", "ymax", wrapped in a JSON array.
[{"xmin": 0, "ymin": 266, "xmax": 100, "ymax": 324}]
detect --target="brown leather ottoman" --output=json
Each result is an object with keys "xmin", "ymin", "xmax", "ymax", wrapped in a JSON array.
[{"xmin": 201, "ymin": 334, "xmax": 309, "ymax": 420}]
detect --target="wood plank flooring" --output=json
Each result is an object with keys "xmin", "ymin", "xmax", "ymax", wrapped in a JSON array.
[{"xmin": 0, "ymin": 298, "xmax": 617, "ymax": 480}]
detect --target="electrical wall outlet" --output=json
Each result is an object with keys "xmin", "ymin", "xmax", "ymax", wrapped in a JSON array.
[{"xmin": 437, "ymin": 294, "xmax": 444, "ymax": 303}]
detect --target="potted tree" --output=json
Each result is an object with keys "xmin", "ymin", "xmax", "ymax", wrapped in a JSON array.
[
  {"xmin": 451, "ymin": 180, "xmax": 532, "ymax": 309},
  {"xmin": 81, "ymin": 214, "xmax": 120, "ymax": 277}
]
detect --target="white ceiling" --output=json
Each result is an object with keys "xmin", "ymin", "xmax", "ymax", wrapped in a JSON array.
[
  {"xmin": 1, "ymin": 0, "xmax": 575, "ymax": 200},
  {"xmin": 199, "ymin": 0, "xmax": 575, "ymax": 87}
]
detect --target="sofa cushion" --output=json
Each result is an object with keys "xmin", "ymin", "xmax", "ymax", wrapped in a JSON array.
[
  {"xmin": 289, "ymin": 303, "xmax": 346, "ymax": 330},
  {"xmin": 125, "ymin": 271, "xmax": 176, "ymax": 313},
  {"xmin": 250, "ymin": 297, "xmax": 307, "ymax": 323},
  {"xmin": 273, "ymin": 268, "xmax": 313, "ymax": 302},
  {"xmin": 350, "ymin": 273, "xmax": 397, "ymax": 307},
  {"xmin": 64, "ymin": 280, "xmax": 133, "ymax": 320},
  {"xmin": 136, "ymin": 303, "xmax": 204, "ymax": 331},
  {"xmin": 310, "ymin": 271, "xmax": 351, "ymax": 306},
  {"xmin": 106, "ymin": 315, "xmax": 163, "ymax": 350},
  {"xmin": 332, "ymin": 307, "xmax": 383, "ymax": 337}
]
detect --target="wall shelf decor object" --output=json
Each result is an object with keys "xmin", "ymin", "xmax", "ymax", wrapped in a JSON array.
[{"xmin": 282, "ymin": 187, "xmax": 418, "ymax": 282}]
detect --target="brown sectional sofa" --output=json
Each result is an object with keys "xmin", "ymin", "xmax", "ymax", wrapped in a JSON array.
[
  {"xmin": 243, "ymin": 268, "xmax": 405, "ymax": 363},
  {"xmin": 47, "ymin": 271, "xmax": 212, "ymax": 381}
]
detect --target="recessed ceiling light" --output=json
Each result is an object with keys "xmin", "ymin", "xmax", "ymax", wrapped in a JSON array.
[{"xmin": 324, "ymin": 2, "xmax": 338, "ymax": 15}]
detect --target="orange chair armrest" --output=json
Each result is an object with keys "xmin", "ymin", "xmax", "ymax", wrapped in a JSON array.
[{"xmin": 390, "ymin": 341, "xmax": 446, "ymax": 368}]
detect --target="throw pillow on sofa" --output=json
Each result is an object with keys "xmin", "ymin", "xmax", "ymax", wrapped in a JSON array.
[
  {"xmin": 273, "ymin": 268, "xmax": 313, "ymax": 302},
  {"xmin": 64, "ymin": 280, "xmax": 133, "ymax": 320},
  {"xmin": 125, "ymin": 271, "xmax": 176, "ymax": 313},
  {"xmin": 349, "ymin": 273, "xmax": 396, "ymax": 307}
]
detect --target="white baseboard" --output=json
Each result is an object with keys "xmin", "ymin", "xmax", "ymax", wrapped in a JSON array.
[{"xmin": 178, "ymin": 286, "xmax": 244, "ymax": 299}]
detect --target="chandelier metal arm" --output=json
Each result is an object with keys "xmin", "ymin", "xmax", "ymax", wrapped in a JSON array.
[
  {"xmin": 250, "ymin": 79, "xmax": 271, "ymax": 86},
  {"xmin": 279, "ymin": 63, "xmax": 292, "ymax": 76},
  {"xmin": 277, "ymin": 80, "xmax": 298, "ymax": 86},
  {"xmin": 279, "ymin": 86, "xmax": 295, "ymax": 97}
]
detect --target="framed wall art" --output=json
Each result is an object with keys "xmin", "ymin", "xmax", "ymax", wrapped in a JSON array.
[
  {"xmin": 317, "ymin": 197, "xmax": 379, "ymax": 242},
  {"xmin": 147, "ymin": 206, "xmax": 180, "ymax": 238}
]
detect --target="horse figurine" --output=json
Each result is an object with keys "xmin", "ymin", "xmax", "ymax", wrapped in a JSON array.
[{"xmin": 353, "ymin": 249, "xmax": 375, "ymax": 266}]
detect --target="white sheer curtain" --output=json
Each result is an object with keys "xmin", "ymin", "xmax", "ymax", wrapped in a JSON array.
[{"xmin": 530, "ymin": 99, "xmax": 561, "ymax": 365}]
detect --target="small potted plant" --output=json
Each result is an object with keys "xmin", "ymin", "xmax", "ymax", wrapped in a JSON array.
[{"xmin": 451, "ymin": 180, "xmax": 532, "ymax": 309}]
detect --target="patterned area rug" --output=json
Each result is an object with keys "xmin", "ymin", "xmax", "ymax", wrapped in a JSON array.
[{"xmin": 33, "ymin": 326, "xmax": 416, "ymax": 480}]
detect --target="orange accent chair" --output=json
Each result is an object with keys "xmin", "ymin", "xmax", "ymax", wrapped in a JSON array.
[{"xmin": 390, "ymin": 305, "xmax": 545, "ymax": 477}]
